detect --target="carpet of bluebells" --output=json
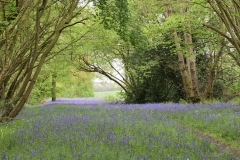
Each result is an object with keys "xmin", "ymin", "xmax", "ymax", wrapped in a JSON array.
[{"xmin": 1, "ymin": 98, "xmax": 240, "ymax": 159}]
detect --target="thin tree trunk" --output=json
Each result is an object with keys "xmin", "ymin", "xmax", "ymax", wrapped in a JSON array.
[
  {"xmin": 52, "ymin": 73, "xmax": 56, "ymax": 101},
  {"xmin": 205, "ymin": 68, "xmax": 215, "ymax": 100},
  {"xmin": 204, "ymin": 38, "xmax": 225, "ymax": 99}
]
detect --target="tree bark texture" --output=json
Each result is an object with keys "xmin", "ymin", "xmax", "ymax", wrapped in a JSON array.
[{"xmin": 164, "ymin": 3, "xmax": 200, "ymax": 102}]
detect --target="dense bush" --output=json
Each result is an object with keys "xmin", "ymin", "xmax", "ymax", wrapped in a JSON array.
[{"xmin": 124, "ymin": 44, "xmax": 184, "ymax": 103}]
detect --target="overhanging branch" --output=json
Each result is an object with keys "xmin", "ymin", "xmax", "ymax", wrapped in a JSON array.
[
  {"xmin": 203, "ymin": 23, "xmax": 234, "ymax": 44},
  {"xmin": 60, "ymin": 18, "xmax": 89, "ymax": 32}
]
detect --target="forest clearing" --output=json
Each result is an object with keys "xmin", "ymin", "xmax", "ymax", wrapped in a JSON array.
[{"xmin": 1, "ymin": 98, "xmax": 240, "ymax": 159}]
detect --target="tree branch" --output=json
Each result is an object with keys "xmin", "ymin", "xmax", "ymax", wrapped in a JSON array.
[
  {"xmin": 60, "ymin": 18, "xmax": 89, "ymax": 32},
  {"xmin": 203, "ymin": 23, "xmax": 234, "ymax": 44},
  {"xmin": 0, "ymin": 0, "xmax": 8, "ymax": 3},
  {"xmin": 39, "ymin": 0, "xmax": 47, "ymax": 11}
]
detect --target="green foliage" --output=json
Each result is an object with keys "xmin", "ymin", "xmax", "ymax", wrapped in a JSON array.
[
  {"xmin": 28, "ymin": 57, "xmax": 94, "ymax": 104},
  {"xmin": 0, "ymin": 99, "xmax": 14, "ymax": 112},
  {"xmin": 124, "ymin": 43, "xmax": 184, "ymax": 103},
  {"xmin": 94, "ymin": 90, "xmax": 121, "ymax": 98},
  {"xmin": 0, "ymin": 0, "xmax": 17, "ymax": 30},
  {"xmin": 28, "ymin": 73, "xmax": 52, "ymax": 104},
  {"xmin": 94, "ymin": 0, "xmax": 130, "ymax": 40},
  {"xmin": 105, "ymin": 94, "xmax": 119, "ymax": 103},
  {"xmin": 201, "ymin": 99, "xmax": 221, "ymax": 105},
  {"xmin": 178, "ymin": 98, "xmax": 188, "ymax": 104},
  {"xmin": 0, "ymin": 120, "xmax": 24, "ymax": 152},
  {"xmin": 104, "ymin": 91, "xmax": 124, "ymax": 103},
  {"xmin": 230, "ymin": 98, "xmax": 240, "ymax": 105},
  {"xmin": 62, "ymin": 70, "xmax": 94, "ymax": 98},
  {"xmin": 128, "ymin": 26, "xmax": 149, "ymax": 51}
]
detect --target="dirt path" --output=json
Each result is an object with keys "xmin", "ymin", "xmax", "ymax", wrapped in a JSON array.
[
  {"xmin": 182, "ymin": 122, "xmax": 240, "ymax": 160},
  {"xmin": 190, "ymin": 127, "xmax": 240, "ymax": 159},
  {"xmin": 170, "ymin": 116, "xmax": 240, "ymax": 159}
]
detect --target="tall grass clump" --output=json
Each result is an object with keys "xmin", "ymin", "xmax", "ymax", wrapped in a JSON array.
[{"xmin": 0, "ymin": 101, "xmax": 239, "ymax": 159}]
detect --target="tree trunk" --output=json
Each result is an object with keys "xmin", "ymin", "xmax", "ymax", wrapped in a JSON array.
[
  {"xmin": 205, "ymin": 68, "xmax": 215, "ymax": 100},
  {"xmin": 52, "ymin": 73, "xmax": 57, "ymax": 101},
  {"xmin": 183, "ymin": 7, "xmax": 201, "ymax": 102},
  {"xmin": 174, "ymin": 32, "xmax": 194, "ymax": 101},
  {"xmin": 204, "ymin": 38, "xmax": 225, "ymax": 100},
  {"xmin": 164, "ymin": 4, "xmax": 200, "ymax": 103},
  {"xmin": 0, "ymin": 1, "xmax": 81, "ymax": 122}
]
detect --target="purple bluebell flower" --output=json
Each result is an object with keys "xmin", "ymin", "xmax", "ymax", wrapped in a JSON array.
[
  {"xmin": 3, "ymin": 99, "xmax": 239, "ymax": 159},
  {"xmin": 44, "ymin": 98, "xmax": 105, "ymax": 106}
]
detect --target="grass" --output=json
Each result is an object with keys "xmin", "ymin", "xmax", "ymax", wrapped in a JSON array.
[
  {"xmin": 0, "ymin": 102, "xmax": 240, "ymax": 159},
  {"xmin": 94, "ymin": 90, "xmax": 121, "ymax": 99},
  {"xmin": 164, "ymin": 103, "xmax": 240, "ymax": 150}
]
